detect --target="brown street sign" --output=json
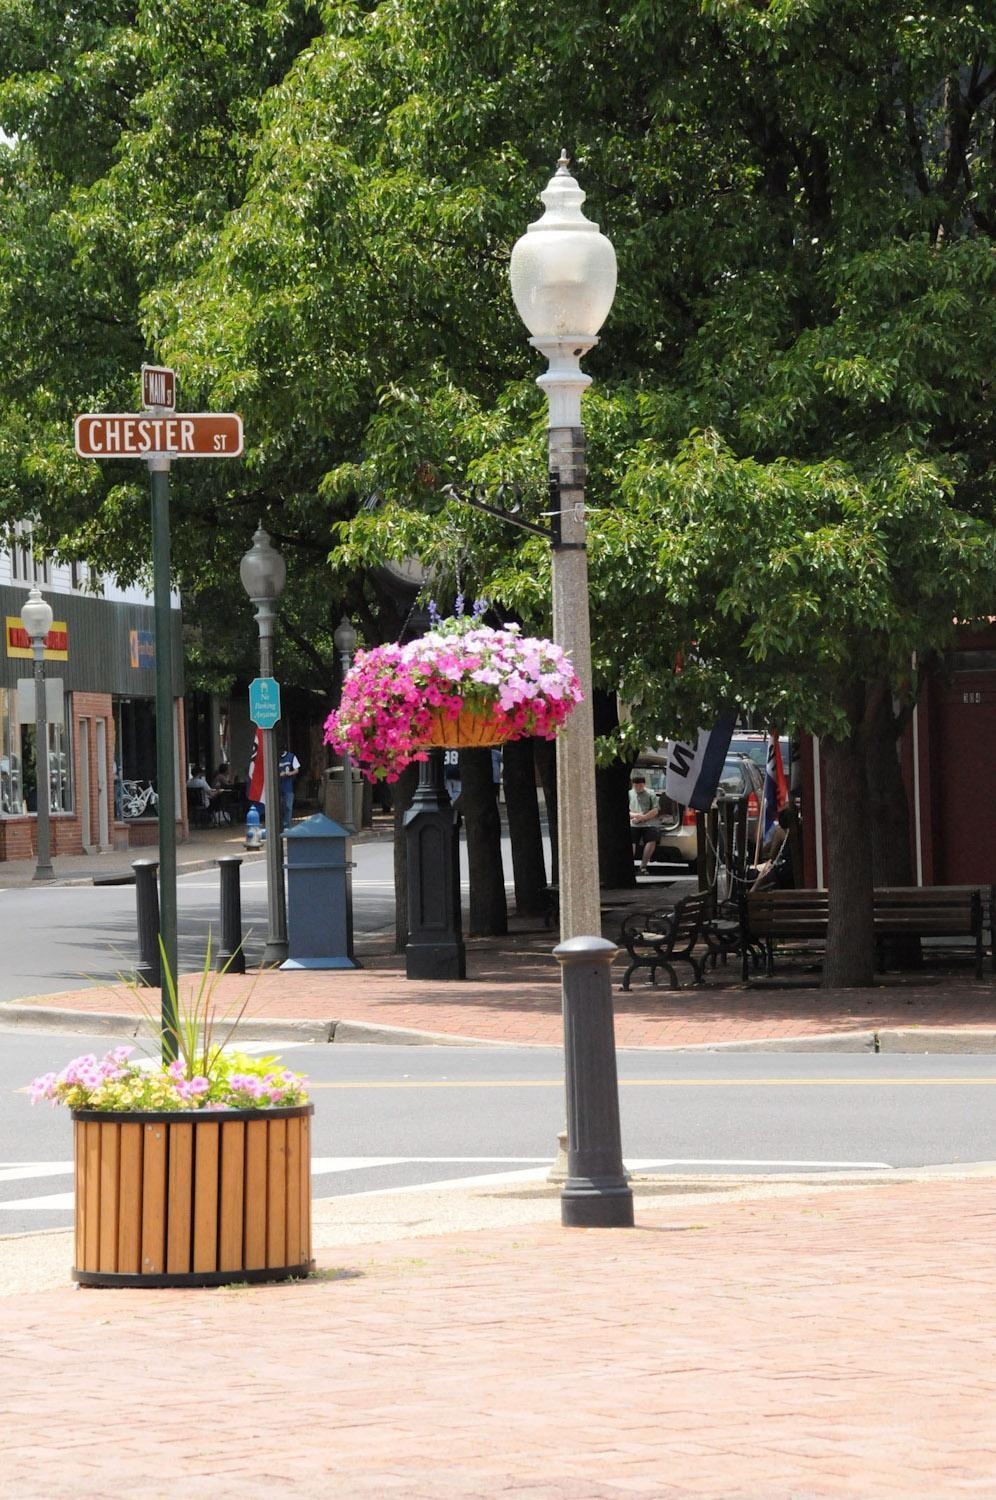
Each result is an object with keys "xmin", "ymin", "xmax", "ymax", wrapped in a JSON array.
[
  {"xmin": 141, "ymin": 364, "xmax": 176, "ymax": 410},
  {"xmin": 75, "ymin": 412, "xmax": 243, "ymax": 459}
]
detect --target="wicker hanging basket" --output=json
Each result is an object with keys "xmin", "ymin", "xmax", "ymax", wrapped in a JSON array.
[{"xmin": 422, "ymin": 705, "xmax": 511, "ymax": 749}]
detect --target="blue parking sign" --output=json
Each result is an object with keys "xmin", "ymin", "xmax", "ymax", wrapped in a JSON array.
[{"xmin": 249, "ymin": 676, "xmax": 281, "ymax": 729}]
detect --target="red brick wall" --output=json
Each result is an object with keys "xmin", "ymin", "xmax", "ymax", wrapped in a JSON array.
[
  {"xmin": 72, "ymin": 692, "xmax": 114, "ymax": 851},
  {"xmin": 1, "ymin": 691, "xmax": 186, "ymax": 863}
]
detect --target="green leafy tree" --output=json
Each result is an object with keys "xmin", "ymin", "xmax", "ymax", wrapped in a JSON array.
[{"xmin": 2, "ymin": 1, "xmax": 995, "ymax": 977}]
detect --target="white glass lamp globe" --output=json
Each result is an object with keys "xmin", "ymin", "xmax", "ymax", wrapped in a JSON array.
[
  {"xmin": 20, "ymin": 586, "xmax": 54, "ymax": 645},
  {"xmin": 509, "ymin": 153, "xmax": 617, "ymax": 343},
  {"xmin": 239, "ymin": 524, "xmax": 286, "ymax": 604},
  {"xmin": 334, "ymin": 615, "xmax": 358, "ymax": 656}
]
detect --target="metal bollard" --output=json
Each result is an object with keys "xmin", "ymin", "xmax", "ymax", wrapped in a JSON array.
[
  {"xmin": 554, "ymin": 935, "xmax": 634, "ymax": 1228},
  {"xmin": 216, "ymin": 855, "xmax": 246, "ymax": 974},
  {"xmin": 133, "ymin": 858, "xmax": 162, "ymax": 989}
]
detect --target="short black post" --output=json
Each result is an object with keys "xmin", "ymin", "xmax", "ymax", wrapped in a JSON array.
[
  {"xmin": 404, "ymin": 748, "xmax": 465, "ymax": 980},
  {"xmin": 555, "ymin": 935, "xmax": 634, "ymax": 1228},
  {"xmin": 217, "ymin": 855, "xmax": 246, "ymax": 974},
  {"xmin": 133, "ymin": 858, "xmax": 161, "ymax": 989}
]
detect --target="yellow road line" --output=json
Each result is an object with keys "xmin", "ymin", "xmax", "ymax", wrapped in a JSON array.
[{"xmin": 304, "ymin": 1076, "xmax": 996, "ymax": 1090}]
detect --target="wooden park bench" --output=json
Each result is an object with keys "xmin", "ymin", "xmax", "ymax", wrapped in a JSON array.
[
  {"xmin": 741, "ymin": 886, "xmax": 986, "ymax": 982},
  {"xmin": 619, "ymin": 891, "xmax": 709, "ymax": 990}
]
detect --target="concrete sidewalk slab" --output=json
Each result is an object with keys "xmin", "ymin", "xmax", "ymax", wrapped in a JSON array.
[{"xmin": 3, "ymin": 1173, "xmax": 996, "ymax": 1497}]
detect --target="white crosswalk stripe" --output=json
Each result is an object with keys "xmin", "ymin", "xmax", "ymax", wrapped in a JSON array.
[{"xmin": 0, "ymin": 1154, "xmax": 893, "ymax": 1222}]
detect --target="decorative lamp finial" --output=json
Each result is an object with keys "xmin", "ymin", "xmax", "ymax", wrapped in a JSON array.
[{"xmin": 556, "ymin": 149, "xmax": 571, "ymax": 174}]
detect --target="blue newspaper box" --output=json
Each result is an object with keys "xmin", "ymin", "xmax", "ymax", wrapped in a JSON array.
[{"xmin": 280, "ymin": 813, "xmax": 357, "ymax": 970}]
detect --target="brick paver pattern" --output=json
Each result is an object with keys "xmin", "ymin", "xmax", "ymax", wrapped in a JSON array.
[
  {"xmin": 3, "ymin": 1178, "xmax": 995, "ymax": 1498},
  {"xmin": 21, "ymin": 943, "xmax": 996, "ymax": 1049}
]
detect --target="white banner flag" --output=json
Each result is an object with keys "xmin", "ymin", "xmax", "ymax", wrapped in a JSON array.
[{"xmin": 664, "ymin": 715, "xmax": 735, "ymax": 811}]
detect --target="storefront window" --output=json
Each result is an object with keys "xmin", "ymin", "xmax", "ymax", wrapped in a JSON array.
[
  {"xmin": 113, "ymin": 696, "xmax": 158, "ymax": 819},
  {"xmin": 0, "ymin": 689, "xmax": 71, "ymax": 814},
  {"xmin": 0, "ymin": 689, "xmax": 23, "ymax": 814},
  {"xmin": 18, "ymin": 714, "xmax": 72, "ymax": 814}
]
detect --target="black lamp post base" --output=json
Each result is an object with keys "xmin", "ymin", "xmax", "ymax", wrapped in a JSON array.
[
  {"xmin": 561, "ymin": 1178, "xmax": 635, "ymax": 1228},
  {"xmin": 405, "ymin": 940, "xmax": 466, "ymax": 982},
  {"xmin": 404, "ymin": 749, "xmax": 465, "ymax": 983}
]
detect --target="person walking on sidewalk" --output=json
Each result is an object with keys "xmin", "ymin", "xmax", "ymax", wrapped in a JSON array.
[{"xmin": 279, "ymin": 747, "xmax": 301, "ymax": 829}]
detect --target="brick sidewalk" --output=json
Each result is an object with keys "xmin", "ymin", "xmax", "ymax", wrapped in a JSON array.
[
  {"xmin": 4, "ymin": 1177, "xmax": 996, "ymax": 1498},
  {"xmin": 12, "ymin": 937, "xmax": 995, "ymax": 1049}
]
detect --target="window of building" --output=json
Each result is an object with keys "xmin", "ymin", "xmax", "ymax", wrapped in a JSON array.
[
  {"xmin": 113, "ymin": 696, "xmax": 158, "ymax": 819},
  {"xmin": 9, "ymin": 522, "xmax": 52, "ymax": 586},
  {"xmin": 0, "ymin": 689, "xmax": 23, "ymax": 814},
  {"xmin": 0, "ymin": 689, "xmax": 72, "ymax": 815}
]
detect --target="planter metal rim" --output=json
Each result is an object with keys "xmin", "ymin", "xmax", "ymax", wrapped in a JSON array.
[
  {"xmin": 71, "ymin": 1102, "xmax": 314, "ymax": 1125},
  {"xmin": 73, "ymin": 1261, "xmax": 314, "ymax": 1289}
]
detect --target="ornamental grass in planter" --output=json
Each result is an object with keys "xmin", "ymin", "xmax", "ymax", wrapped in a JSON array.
[
  {"xmin": 30, "ymin": 944, "xmax": 313, "ymax": 1288},
  {"xmin": 324, "ymin": 604, "xmax": 582, "ymax": 780}
]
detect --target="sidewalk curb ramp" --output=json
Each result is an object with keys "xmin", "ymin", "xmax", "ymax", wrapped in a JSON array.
[{"xmin": 2, "ymin": 1000, "xmax": 996, "ymax": 1053}]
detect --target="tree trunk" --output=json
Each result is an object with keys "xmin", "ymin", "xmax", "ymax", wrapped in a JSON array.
[
  {"xmin": 534, "ymin": 737, "xmax": 558, "ymax": 887},
  {"xmin": 392, "ymin": 762, "xmax": 419, "ymax": 952},
  {"xmin": 459, "ymin": 747, "xmax": 507, "ymax": 936},
  {"xmin": 865, "ymin": 680, "xmax": 915, "ymax": 887},
  {"xmin": 864, "ymin": 678, "xmax": 921, "ymax": 968},
  {"xmin": 593, "ymin": 689, "xmax": 636, "ymax": 889},
  {"xmin": 821, "ymin": 729, "xmax": 876, "ymax": 987},
  {"xmin": 502, "ymin": 737, "xmax": 549, "ymax": 916}
]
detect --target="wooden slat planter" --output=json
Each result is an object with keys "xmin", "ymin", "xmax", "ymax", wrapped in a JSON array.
[
  {"xmin": 72, "ymin": 1104, "xmax": 314, "ymax": 1288},
  {"xmin": 423, "ymin": 705, "xmax": 510, "ymax": 748}
]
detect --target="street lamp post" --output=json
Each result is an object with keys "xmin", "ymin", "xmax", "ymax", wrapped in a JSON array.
[
  {"xmin": 20, "ymin": 587, "xmax": 55, "ymax": 882},
  {"xmin": 333, "ymin": 614, "xmax": 358, "ymax": 831},
  {"xmin": 510, "ymin": 152, "xmax": 633, "ymax": 1228},
  {"xmin": 240, "ymin": 525, "xmax": 288, "ymax": 965}
]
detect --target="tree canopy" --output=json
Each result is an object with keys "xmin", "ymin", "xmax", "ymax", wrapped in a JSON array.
[{"xmin": 0, "ymin": 0, "xmax": 993, "ymax": 730}]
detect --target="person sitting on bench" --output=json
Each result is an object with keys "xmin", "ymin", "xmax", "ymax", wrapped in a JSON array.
[{"xmin": 750, "ymin": 807, "xmax": 793, "ymax": 892}]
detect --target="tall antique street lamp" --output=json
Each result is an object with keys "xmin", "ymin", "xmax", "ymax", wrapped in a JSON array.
[
  {"xmin": 20, "ymin": 586, "xmax": 55, "ymax": 882},
  {"xmin": 240, "ymin": 524, "xmax": 288, "ymax": 965},
  {"xmin": 510, "ymin": 153, "xmax": 633, "ymax": 1227},
  {"xmin": 333, "ymin": 614, "xmax": 358, "ymax": 831}
]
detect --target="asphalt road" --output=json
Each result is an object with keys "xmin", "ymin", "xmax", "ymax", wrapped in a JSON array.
[
  {"xmin": 0, "ymin": 831, "xmax": 691, "ymax": 1003},
  {"xmin": 0, "ymin": 841, "xmax": 408, "ymax": 1001},
  {"xmin": 3, "ymin": 1036, "xmax": 995, "ymax": 1235}
]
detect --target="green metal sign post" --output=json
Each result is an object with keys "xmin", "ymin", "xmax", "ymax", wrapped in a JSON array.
[
  {"xmin": 75, "ymin": 368, "xmax": 244, "ymax": 1061},
  {"xmin": 149, "ymin": 454, "xmax": 179, "ymax": 1057}
]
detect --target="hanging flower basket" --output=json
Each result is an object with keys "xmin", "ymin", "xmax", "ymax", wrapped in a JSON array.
[
  {"xmin": 423, "ymin": 704, "xmax": 514, "ymax": 749},
  {"xmin": 325, "ymin": 613, "xmax": 582, "ymax": 781}
]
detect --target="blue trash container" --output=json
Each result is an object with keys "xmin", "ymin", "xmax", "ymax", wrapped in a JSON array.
[{"xmin": 280, "ymin": 813, "xmax": 358, "ymax": 970}]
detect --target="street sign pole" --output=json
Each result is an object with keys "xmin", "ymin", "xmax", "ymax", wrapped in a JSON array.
[
  {"xmin": 149, "ymin": 453, "xmax": 179, "ymax": 1060},
  {"xmin": 75, "ymin": 370, "xmax": 243, "ymax": 1050},
  {"xmin": 255, "ymin": 620, "xmax": 288, "ymax": 966}
]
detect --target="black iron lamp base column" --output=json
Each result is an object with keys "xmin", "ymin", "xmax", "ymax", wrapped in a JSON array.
[
  {"xmin": 404, "ymin": 749, "xmax": 465, "ymax": 981},
  {"xmin": 555, "ymin": 934, "xmax": 634, "ymax": 1229}
]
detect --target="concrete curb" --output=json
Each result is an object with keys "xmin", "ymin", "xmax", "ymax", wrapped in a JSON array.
[
  {"xmin": 2, "ymin": 1000, "xmax": 996, "ymax": 1053},
  {"xmin": 0, "ymin": 1003, "xmax": 506, "ymax": 1047},
  {"xmin": 670, "ymin": 1027, "xmax": 996, "ymax": 1054}
]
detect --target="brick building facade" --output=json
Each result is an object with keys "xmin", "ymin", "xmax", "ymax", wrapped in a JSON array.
[{"xmin": 0, "ymin": 540, "xmax": 185, "ymax": 863}]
